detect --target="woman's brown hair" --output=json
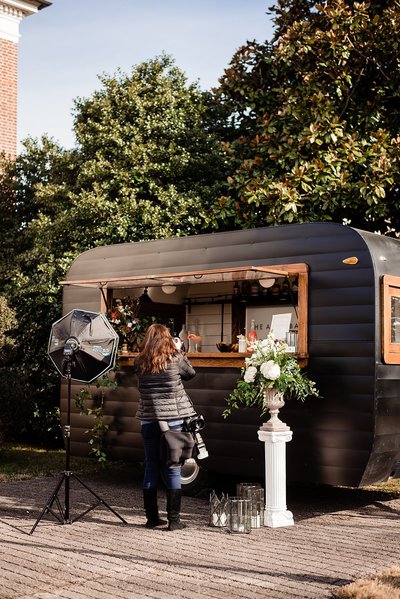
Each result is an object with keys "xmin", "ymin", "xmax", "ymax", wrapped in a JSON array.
[{"xmin": 135, "ymin": 323, "xmax": 177, "ymax": 374}]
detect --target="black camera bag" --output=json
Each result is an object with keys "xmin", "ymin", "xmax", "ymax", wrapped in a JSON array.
[{"xmin": 160, "ymin": 430, "xmax": 195, "ymax": 467}]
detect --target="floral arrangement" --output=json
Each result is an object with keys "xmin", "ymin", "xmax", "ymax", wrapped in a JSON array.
[
  {"xmin": 108, "ymin": 297, "xmax": 154, "ymax": 351},
  {"xmin": 223, "ymin": 333, "xmax": 319, "ymax": 418}
]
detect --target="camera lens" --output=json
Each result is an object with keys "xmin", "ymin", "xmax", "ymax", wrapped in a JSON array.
[
  {"xmin": 196, "ymin": 415, "xmax": 205, "ymax": 431},
  {"xmin": 194, "ymin": 432, "xmax": 209, "ymax": 460}
]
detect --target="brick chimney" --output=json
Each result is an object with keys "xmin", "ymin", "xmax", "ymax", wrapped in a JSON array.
[{"xmin": 0, "ymin": 0, "xmax": 51, "ymax": 158}]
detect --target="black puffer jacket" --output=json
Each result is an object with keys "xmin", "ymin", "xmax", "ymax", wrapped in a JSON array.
[{"xmin": 135, "ymin": 353, "xmax": 196, "ymax": 421}]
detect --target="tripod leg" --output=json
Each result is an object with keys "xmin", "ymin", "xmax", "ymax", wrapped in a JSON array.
[
  {"xmin": 70, "ymin": 473, "xmax": 128, "ymax": 524},
  {"xmin": 29, "ymin": 473, "xmax": 67, "ymax": 535},
  {"xmin": 64, "ymin": 471, "xmax": 71, "ymax": 523}
]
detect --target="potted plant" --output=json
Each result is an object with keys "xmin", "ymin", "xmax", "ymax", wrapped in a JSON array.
[{"xmin": 223, "ymin": 333, "xmax": 319, "ymax": 428}]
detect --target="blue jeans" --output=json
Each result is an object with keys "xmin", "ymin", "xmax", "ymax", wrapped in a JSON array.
[{"xmin": 141, "ymin": 421, "xmax": 182, "ymax": 490}]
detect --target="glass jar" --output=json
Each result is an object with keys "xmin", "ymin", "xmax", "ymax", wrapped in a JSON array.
[{"xmin": 228, "ymin": 498, "xmax": 251, "ymax": 534}]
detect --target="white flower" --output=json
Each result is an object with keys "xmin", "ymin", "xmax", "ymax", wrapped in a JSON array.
[
  {"xmin": 244, "ymin": 366, "xmax": 257, "ymax": 383},
  {"xmin": 260, "ymin": 360, "xmax": 281, "ymax": 381}
]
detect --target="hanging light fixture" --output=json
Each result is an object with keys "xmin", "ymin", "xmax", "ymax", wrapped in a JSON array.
[
  {"xmin": 161, "ymin": 284, "xmax": 177, "ymax": 294},
  {"xmin": 259, "ymin": 278, "xmax": 276, "ymax": 288},
  {"xmin": 139, "ymin": 287, "xmax": 153, "ymax": 303},
  {"xmin": 233, "ymin": 282, "xmax": 240, "ymax": 295}
]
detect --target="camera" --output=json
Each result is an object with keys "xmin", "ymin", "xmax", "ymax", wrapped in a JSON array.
[
  {"xmin": 182, "ymin": 414, "xmax": 209, "ymax": 460},
  {"xmin": 173, "ymin": 337, "xmax": 182, "ymax": 351}
]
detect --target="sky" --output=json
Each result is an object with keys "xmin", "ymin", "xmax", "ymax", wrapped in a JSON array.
[{"xmin": 17, "ymin": 0, "xmax": 275, "ymax": 150}]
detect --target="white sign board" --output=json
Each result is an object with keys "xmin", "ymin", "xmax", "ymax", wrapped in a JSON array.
[
  {"xmin": 270, "ymin": 313, "xmax": 292, "ymax": 341},
  {"xmin": 245, "ymin": 306, "xmax": 297, "ymax": 340}
]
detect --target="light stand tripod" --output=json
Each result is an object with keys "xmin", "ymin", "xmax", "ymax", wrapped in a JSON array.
[{"xmin": 29, "ymin": 351, "xmax": 127, "ymax": 535}]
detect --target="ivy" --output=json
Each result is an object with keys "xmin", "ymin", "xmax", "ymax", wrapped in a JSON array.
[{"xmin": 75, "ymin": 371, "xmax": 118, "ymax": 464}]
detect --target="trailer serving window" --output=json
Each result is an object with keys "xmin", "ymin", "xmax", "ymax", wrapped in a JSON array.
[
  {"xmin": 382, "ymin": 275, "xmax": 400, "ymax": 364},
  {"xmin": 60, "ymin": 263, "xmax": 309, "ymax": 363}
]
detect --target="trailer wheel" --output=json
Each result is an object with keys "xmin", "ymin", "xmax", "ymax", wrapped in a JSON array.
[{"xmin": 180, "ymin": 458, "xmax": 209, "ymax": 496}]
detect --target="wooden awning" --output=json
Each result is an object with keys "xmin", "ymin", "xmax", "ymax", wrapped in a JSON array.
[{"xmin": 60, "ymin": 264, "xmax": 307, "ymax": 290}]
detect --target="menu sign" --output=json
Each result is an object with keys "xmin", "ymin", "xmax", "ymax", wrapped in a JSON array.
[{"xmin": 245, "ymin": 306, "xmax": 297, "ymax": 340}]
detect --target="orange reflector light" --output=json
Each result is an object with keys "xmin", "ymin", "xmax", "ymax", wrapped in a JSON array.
[{"xmin": 342, "ymin": 257, "xmax": 358, "ymax": 265}]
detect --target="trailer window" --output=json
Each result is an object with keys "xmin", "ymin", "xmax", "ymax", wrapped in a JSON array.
[
  {"xmin": 61, "ymin": 263, "xmax": 309, "ymax": 364},
  {"xmin": 382, "ymin": 275, "xmax": 400, "ymax": 363}
]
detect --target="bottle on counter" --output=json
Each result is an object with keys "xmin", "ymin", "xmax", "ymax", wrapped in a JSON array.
[
  {"xmin": 281, "ymin": 280, "xmax": 290, "ymax": 301},
  {"xmin": 271, "ymin": 281, "xmax": 281, "ymax": 300},
  {"xmin": 250, "ymin": 281, "xmax": 259, "ymax": 296},
  {"xmin": 187, "ymin": 331, "xmax": 196, "ymax": 353},
  {"xmin": 179, "ymin": 324, "xmax": 188, "ymax": 352},
  {"xmin": 247, "ymin": 319, "xmax": 257, "ymax": 343},
  {"xmin": 237, "ymin": 334, "xmax": 247, "ymax": 353}
]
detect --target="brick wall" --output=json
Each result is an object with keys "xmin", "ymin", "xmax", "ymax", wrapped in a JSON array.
[{"xmin": 0, "ymin": 38, "xmax": 17, "ymax": 157}]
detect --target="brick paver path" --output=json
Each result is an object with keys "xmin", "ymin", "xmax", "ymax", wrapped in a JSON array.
[{"xmin": 0, "ymin": 471, "xmax": 399, "ymax": 598}]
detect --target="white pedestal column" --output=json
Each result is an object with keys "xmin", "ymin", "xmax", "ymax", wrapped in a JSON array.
[{"xmin": 257, "ymin": 427, "xmax": 294, "ymax": 528}]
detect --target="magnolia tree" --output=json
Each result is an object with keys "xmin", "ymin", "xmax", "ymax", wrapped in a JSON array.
[{"xmin": 214, "ymin": 0, "xmax": 400, "ymax": 234}]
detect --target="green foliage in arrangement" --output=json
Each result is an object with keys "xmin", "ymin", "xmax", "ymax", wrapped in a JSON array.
[
  {"xmin": 108, "ymin": 297, "xmax": 156, "ymax": 351},
  {"xmin": 214, "ymin": 0, "xmax": 400, "ymax": 234},
  {"xmin": 223, "ymin": 334, "xmax": 319, "ymax": 418}
]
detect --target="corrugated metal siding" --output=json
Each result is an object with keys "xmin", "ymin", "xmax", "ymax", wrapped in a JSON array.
[{"xmin": 62, "ymin": 222, "xmax": 399, "ymax": 487}]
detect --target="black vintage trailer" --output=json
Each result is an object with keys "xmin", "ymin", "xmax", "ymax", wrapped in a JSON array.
[{"xmin": 61, "ymin": 222, "xmax": 400, "ymax": 489}]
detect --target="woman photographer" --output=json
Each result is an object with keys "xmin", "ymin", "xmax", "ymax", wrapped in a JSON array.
[{"xmin": 134, "ymin": 323, "xmax": 196, "ymax": 531}]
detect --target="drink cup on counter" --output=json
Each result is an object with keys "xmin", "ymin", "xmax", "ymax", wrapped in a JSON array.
[
  {"xmin": 285, "ymin": 330, "xmax": 298, "ymax": 351},
  {"xmin": 237, "ymin": 334, "xmax": 247, "ymax": 353}
]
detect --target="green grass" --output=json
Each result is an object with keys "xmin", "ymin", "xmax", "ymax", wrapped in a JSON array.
[
  {"xmin": 1, "ymin": 442, "xmax": 399, "ymax": 499},
  {"xmin": 0, "ymin": 443, "xmax": 121, "ymax": 483},
  {"xmin": 363, "ymin": 477, "xmax": 400, "ymax": 495}
]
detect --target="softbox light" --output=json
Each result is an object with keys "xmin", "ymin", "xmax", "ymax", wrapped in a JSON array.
[
  {"xmin": 30, "ymin": 308, "xmax": 125, "ymax": 535},
  {"xmin": 48, "ymin": 309, "xmax": 119, "ymax": 383}
]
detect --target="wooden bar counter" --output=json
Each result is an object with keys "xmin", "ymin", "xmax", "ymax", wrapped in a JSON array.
[
  {"xmin": 117, "ymin": 352, "xmax": 250, "ymax": 368},
  {"xmin": 117, "ymin": 352, "xmax": 307, "ymax": 368}
]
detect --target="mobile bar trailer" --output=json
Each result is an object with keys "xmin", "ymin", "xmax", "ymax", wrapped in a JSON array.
[{"xmin": 60, "ymin": 222, "xmax": 400, "ymax": 492}]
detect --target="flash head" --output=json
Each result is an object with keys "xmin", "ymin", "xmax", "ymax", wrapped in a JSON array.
[{"xmin": 63, "ymin": 337, "xmax": 80, "ymax": 356}]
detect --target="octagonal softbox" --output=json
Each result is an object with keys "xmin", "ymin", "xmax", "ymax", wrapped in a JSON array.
[{"xmin": 48, "ymin": 309, "xmax": 119, "ymax": 383}]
